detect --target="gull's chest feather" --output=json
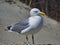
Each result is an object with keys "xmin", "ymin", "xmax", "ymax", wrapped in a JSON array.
[{"xmin": 29, "ymin": 16, "xmax": 41, "ymax": 28}]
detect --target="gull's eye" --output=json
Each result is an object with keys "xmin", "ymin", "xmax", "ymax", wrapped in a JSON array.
[{"xmin": 34, "ymin": 11, "xmax": 38, "ymax": 13}]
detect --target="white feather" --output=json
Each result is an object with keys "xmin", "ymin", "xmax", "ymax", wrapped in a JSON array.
[
  {"xmin": 29, "ymin": 16, "xmax": 41, "ymax": 28},
  {"xmin": 21, "ymin": 16, "xmax": 41, "ymax": 34}
]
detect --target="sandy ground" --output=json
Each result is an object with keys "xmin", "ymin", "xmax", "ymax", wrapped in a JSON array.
[{"xmin": 0, "ymin": 1, "xmax": 60, "ymax": 45}]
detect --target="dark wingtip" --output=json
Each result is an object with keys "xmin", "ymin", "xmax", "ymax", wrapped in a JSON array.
[{"xmin": 7, "ymin": 25, "xmax": 12, "ymax": 30}]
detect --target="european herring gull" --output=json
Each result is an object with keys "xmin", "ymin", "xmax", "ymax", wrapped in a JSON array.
[{"xmin": 6, "ymin": 8, "xmax": 45, "ymax": 44}]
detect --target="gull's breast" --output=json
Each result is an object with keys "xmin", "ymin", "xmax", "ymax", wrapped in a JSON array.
[{"xmin": 29, "ymin": 16, "xmax": 41, "ymax": 28}]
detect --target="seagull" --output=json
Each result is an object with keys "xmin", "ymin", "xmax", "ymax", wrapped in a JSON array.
[{"xmin": 6, "ymin": 8, "xmax": 45, "ymax": 44}]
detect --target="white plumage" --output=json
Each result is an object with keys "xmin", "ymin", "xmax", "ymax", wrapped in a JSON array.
[
  {"xmin": 21, "ymin": 16, "xmax": 41, "ymax": 34},
  {"xmin": 7, "ymin": 8, "xmax": 45, "ymax": 34}
]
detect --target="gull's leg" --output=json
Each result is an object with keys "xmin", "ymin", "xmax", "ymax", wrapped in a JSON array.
[
  {"xmin": 26, "ymin": 35, "xmax": 28, "ymax": 42},
  {"xmin": 26, "ymin": 35, "xmax": 29, "ymax": 45},
  {"xmin": 32, "ymin": 34, "xmax": 34, "ymax": 44}
]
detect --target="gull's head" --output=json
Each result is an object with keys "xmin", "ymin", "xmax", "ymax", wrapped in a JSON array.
[{"xmin": 30, "ymin": 8, "xmax": 45, "ymax": 16}]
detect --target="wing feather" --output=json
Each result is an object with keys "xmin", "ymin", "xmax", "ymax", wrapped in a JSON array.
[{"xmin": 12, "ymin": 18, "xmax": 29, "ymax": 33}]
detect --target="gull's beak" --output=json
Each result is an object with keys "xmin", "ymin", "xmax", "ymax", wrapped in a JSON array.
[{"xmin": 39, "ymin": 11, "xmax": 45, "ymax": 16}]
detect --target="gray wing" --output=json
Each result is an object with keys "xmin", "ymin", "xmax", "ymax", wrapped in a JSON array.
[{"xmin": 12, "ymin": 18, "xmax": 29, "ymax": 33}]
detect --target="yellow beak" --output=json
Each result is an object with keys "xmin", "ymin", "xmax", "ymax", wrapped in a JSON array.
[{"xmin": 39, "ymin": 11, "xmax": 45, "ymax": 16}]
